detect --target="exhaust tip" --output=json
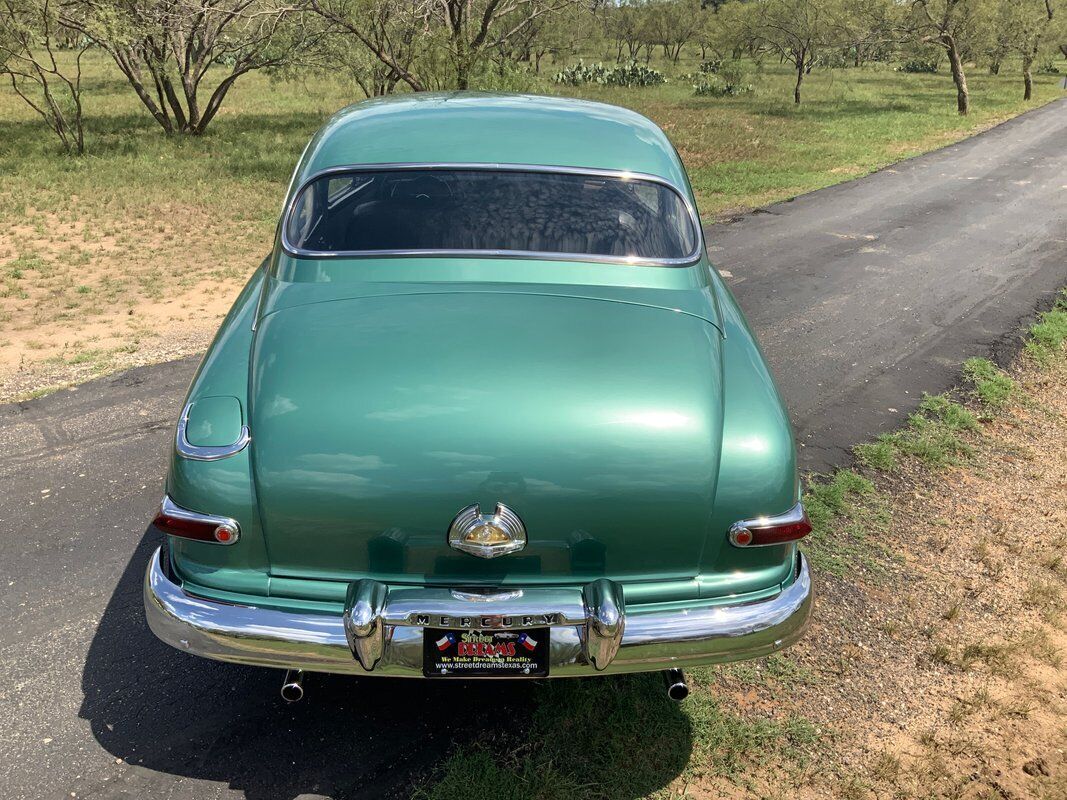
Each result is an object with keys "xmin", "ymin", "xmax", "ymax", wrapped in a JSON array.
[
  {"xmin": 663, "ymin": 668, "xmax": 688, "ymax": 702},
  {"xmin": 281, "ymin": 669, "xmax": 304, "ymax": 703},
  {"xmin": 666, "ymin": 681, "xmax": 689, "ymax": 702}
]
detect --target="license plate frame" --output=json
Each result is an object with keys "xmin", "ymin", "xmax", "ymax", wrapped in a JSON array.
[{"xmin": 422, "ymin": 627, "xmax": 550, "ymax": 677}]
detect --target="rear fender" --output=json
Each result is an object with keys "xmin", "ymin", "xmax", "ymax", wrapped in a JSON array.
[
  {"xmin": 165, "ymin": 266, "xmax": 270, "ymax": 591},
  {"xmin": 699, "ymin": 269, "xmax": 800, "ymax": 595}
]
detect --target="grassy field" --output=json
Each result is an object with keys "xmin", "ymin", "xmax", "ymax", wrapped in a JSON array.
[{"xmin": 0, "ymin": 51, "xmax": 1062, "ymax": 399}]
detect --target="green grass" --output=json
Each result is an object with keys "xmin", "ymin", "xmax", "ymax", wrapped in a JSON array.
[
  {"xmin": 854, "ymin": 438, "xmax": 897, "ymax": 471},
  {"xmin": 961, "ymin": 357, "xmax": 1015, "ymax": 411},
  {"xmin": 718, "ymin": 653, "xmax": 821, "ymax": 695},
  {"xmin": 801, "ymin": 469, "xmax": 896, "ymax": 578},
  {"xmin": 1026, "ymin": 291, "xmax": 1067, "ymax": 366},
  {"xmin": 855, "ymin": 296, "xmax": 1067, "ymax": 475},
  {"xmin": 413, "ymin": 672, "xmax": 818, "ymax": 800},
  {"xmin": 855, "ymin": 393, "xmax": 978, "ymax": 472}
]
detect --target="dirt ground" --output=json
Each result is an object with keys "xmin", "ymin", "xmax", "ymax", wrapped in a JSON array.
[
  {"xmin": 0, "ymin": 206, "xmax": 256, "ymax": 401},
  {"xmin": 695, "ymin": 354, "xmax": 1067, "ymax": 798}
]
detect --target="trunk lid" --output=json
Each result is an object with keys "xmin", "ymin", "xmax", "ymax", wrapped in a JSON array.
[{"xmin": 250, "ymin": 290, "xmax": 723, "ymax": 585}]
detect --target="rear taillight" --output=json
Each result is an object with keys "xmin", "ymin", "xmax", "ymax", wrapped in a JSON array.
[
  {"xmin": 153, "ymin": 496, "xmax": 240, "ymax": 545},
  {"xmin": 729, "ymin": 502, "xmax": 810, "ymax": 548}
]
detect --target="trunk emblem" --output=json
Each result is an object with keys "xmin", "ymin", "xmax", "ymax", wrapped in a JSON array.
[{"xmin": 448, "ymin": 503, "xmax": 527, "ymax": 558}]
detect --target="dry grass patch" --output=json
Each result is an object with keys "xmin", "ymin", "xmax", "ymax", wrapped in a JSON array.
[{"xmin": 680, "ymin": 339, "xmax": 1067, "ymax": 799}]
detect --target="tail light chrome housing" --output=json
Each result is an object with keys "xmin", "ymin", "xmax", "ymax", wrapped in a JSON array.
[
  {"xmin": 729, "ymin": 502, "xmax": 811, "ymax": 548},
  {"xmin": 153, "ymin": 495, "xmax": 240, "ymax": 545}
]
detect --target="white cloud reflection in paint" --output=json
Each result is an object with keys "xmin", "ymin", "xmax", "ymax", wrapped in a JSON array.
[
  {"xmin": 610, "ymin": 410, "xmax": 693, "ymax": 431},
  {"xmin": 729, "ymin": 435, "xmax": 770, "ymax": 455}
]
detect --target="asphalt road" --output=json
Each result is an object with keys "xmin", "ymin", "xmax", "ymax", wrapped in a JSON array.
[{"xmin": 1, "ymin": 98, "xmax": 1065, "ymax": 800}]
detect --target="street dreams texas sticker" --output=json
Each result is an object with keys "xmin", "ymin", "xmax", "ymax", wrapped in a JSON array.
[{"xmin": 423, "ymin": 628, "xmax": 549, "ymax": 677}]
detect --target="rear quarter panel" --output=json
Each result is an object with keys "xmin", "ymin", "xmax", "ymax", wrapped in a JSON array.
[
  {"xmin": 165, "ymin": 264, "xmax": 271, "ymax": 594},
  {"xmin": 699, "ymin": 267, "xmax": 799, "ymax": 595}
]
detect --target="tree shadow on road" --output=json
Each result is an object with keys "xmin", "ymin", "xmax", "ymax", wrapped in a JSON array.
[{"xmin": 79, "ymin": 530, "xmax": 692, "ymax": 800}]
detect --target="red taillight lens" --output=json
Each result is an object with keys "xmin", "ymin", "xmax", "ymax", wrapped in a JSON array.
[
  {"xmin": 729, "ymin": 504, "xmax": 811, "ymax": 548},
  {"xmin": 153, "ymin": 497, "xmax": 240, "ymax": 545}
]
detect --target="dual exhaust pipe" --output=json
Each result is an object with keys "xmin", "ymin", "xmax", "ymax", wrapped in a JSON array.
[
  {"xmin": 662, "ymin": 668, "xmax": 688, "ymax": 702},
  {"xmin": 280, "ymin": 669, "xmax": 304, "ymax": 703},
  {"xmin": 280, "ymin": 667, "xmax": 688, "ymax": 703}
]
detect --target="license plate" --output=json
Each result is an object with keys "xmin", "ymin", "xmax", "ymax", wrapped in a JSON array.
[{"xmin": 423, "ymin": 628, "xmax": 550, "ymax": 677}]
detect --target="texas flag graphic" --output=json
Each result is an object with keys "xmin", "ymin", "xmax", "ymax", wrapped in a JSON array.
[
  {"xmin": 519, "ymin": 633, "xmax": 538, "ymax": 651},
  {"xmin": 435, "ymin": 633, "xmax": 457, "ymax": 651}
]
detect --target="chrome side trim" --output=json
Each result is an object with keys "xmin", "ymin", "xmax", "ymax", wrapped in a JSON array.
[
  {"xmin": 156, "ymin": 496, "xmax": 241, "ymax": 545},
  {"xmin": 729, "ymin": 501, "xmax": 807, "ymax": 548},
  {"xmin": 175, "ymin": 402, "xmax": 251, "ymax": 462},
  {"xmin": 280, "ymin": 162, "xmax": 705, "ymax": 268},
  {"xmin": 144, "ymin": 547, "xmax": 813, "ymax": 677}
]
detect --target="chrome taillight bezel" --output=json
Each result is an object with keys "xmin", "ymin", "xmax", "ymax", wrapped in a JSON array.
[
  {"xmin": 153, "ymin": 495, "xmax": 241, "ymax": 545},
  {"xmin": 728, "ymin": 501, "xmax": 810, "ymax": 548}
]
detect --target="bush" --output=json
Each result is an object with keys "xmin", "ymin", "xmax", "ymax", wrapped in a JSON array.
[
  {"xmin": 604, "ymin": 62, "xmax": 666, "ymax": 87},
  {"xmin": 470, "ymin": 59, "xmax": 538, "ymax": 92},
  {"xmin": 1038, "ymin": 62, "xmax": 1061, "ymax": 74},
  {"xmin": 693, "ymin": 61, "xmax": 752, "ymax": 97},
  {"xmin": 553, "ymin": 60, "xmax": 608, "ymax": 86},
  {"xmin": 818, "ymin": 50, "xmax": 852, "ymax": 69},
  {"xmin": 699, "ymin": 59, "xmax": 723, "ymax": 74},
  {"xmin": 898, "ymin": 59, "xmax": 938, "ymax": 74},
  {"xmin": 694, "ymin": 78, "xmax": 753, "ymax": 97},
  {"xmin": 553, "ymin": 60, "xmax": 665, "ymax": 87}
]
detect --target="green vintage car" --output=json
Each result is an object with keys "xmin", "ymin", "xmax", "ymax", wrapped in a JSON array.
[{"xmin": 144, "ymin": 93, "xmax": 812, "ymax": 701}]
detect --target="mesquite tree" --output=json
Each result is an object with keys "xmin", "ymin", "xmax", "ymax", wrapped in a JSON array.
[
  {"xmin": 603, "ymin": 0, "xmax": 647, "ymax": 61},
  {"xmin": 312, "ymin": 0, "xmax": 583, "ymax": 90},
  {"xmin": 308, "ymin": 0, "xmax": 425, "ymax": 91},
  {"xmin": 748, "ymin": 0, "xmax": 843, "ymax": 104},
  {"xmin": 1, "ymin": 0, "xmax": 86, "ymax": 152},
  {"xmin": 59, "ymin": 0, "xmax": 320, "ymax": 134},
  {"xmin": 645, "ymin": 0, "xmax": 703, "ymax": 62},
  {"xmin": 906, "ymin": 0, "xmax": 992, "ymax": 115},
  {"xmin": 997, "ymin": 0, "xmax": 1055, "ymax": 100}
]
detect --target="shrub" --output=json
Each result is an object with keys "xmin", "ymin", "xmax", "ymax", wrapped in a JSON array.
[
  {"xmin": 899, "ymin": 59, "xmax": 938, "ymax": 74},
  {"xmin": 699, "ymin": 59, "xmax": 723, "ymax": 74},
  {"xmin": 604, "ymin": 62, "xmax": 666, "ymax": 87},
  {"xmin": 817, "ymin": 50, "xmax": 852, "ymax": 69},
  {"xmin": 553, "ymin": 60, "xmax": 608, "ymax": 86},
  {"xmin": 553, "ymin": 60, "xmax": 664, "ymax": 87},
  {"xmin": 1038, "ymin": 62, "xmax": 1061, "ymax": 74},
  {"xmin": 693, "ymin": 62, "xmax": 752, "ymax": 97},
  {"xmin": 694, "ymin": 78, "xmax": 752, "ymax": 97}
]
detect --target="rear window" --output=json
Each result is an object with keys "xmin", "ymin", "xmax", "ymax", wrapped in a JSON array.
[{"xmin": 284, "ymin": 168, "xmax": 699, "ymax": 263}]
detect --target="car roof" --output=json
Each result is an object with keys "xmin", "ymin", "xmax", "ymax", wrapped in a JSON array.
[{"xmin": 292, "ymin": 93, "xmax": 691, "ymax": 194}]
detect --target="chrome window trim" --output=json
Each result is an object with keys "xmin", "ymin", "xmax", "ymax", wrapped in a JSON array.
[
  {"xmin": 728, "ymin": 501, "xmax": 808, "ymax": 548},
  {"xmin": 280, "ymin": 162, "xmax": 705, "ymax": 268},
  {"xmin": 175, "ymin": 401, "xmax": 251, "ymax": 462}
]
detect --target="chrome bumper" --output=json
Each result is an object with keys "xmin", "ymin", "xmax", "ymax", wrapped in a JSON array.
[{"xmin": 144, "ymin": 547, "xmax": 813, "ymax": 677}]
